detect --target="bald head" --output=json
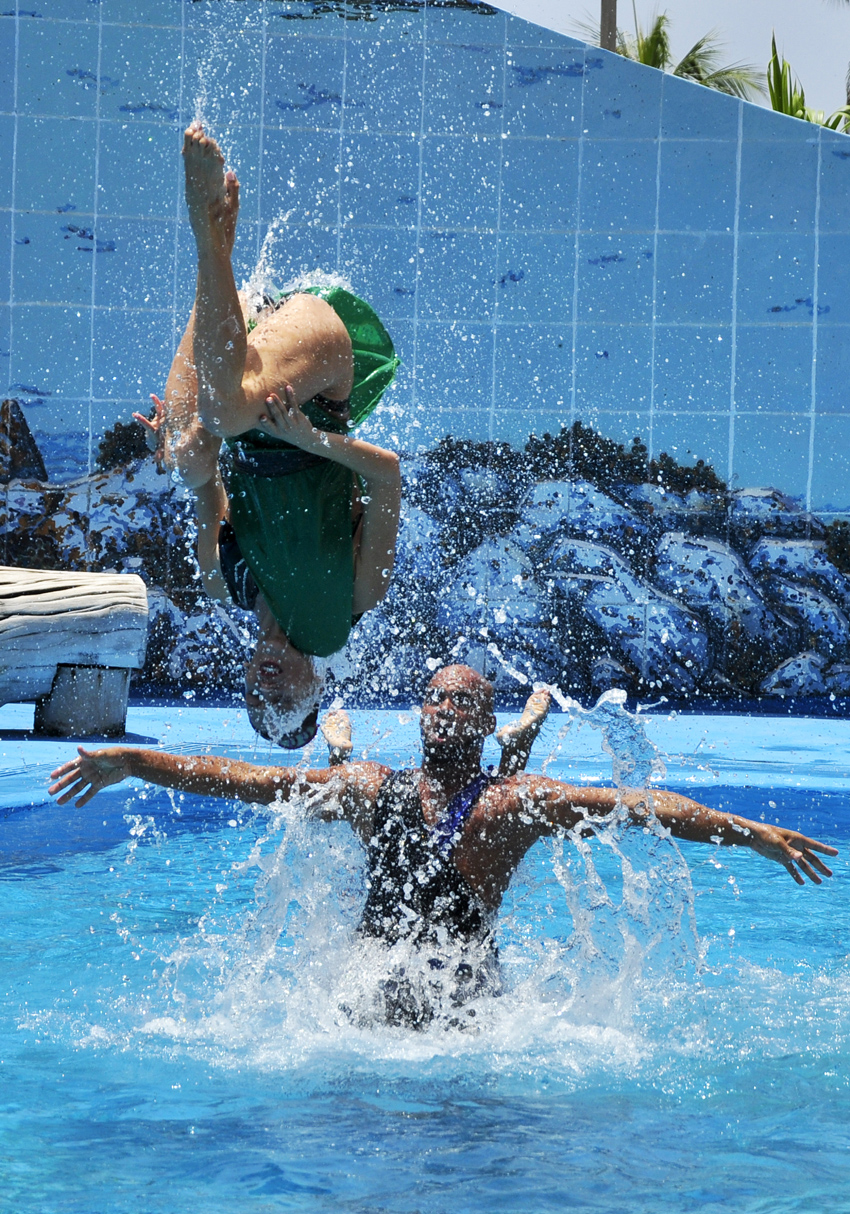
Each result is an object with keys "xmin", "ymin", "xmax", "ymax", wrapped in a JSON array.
[
  {"xmin": 425, "ymin": 664, "xmax": 495, "ymax": 713},
  {"xmin": 420, "ymin": 665, "xmax": 496, "ymax": 759}
]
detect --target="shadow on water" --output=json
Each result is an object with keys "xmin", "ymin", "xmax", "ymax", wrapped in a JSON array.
[
  {"xmin": 0, "ymin": 782, "xmax": 249, "ymax": 876},
  {"xmin": 0, "ymin": 730, "xmax": 158, "ymax": 744}
]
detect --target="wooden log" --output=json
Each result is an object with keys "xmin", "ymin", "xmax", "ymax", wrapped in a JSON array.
[{"xmin": 0, "ymin": 567, "xmax": 148, "ymax": 730}]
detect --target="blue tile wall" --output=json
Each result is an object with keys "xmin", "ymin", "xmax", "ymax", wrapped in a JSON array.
[
  {"xmin": 0, "ymin": 2, "xmax": 848, "ymax": 580},
  {"xmin": 653, "ymin": 326, "xmax": 731, "ymax": 412}
]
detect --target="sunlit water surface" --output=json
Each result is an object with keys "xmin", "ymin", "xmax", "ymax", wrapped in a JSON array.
[{"xmin": 1, "ymin": 737, "xmax": 849, "ymax": 1213}]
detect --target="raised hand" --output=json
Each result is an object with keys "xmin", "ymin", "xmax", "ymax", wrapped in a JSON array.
[
  {"xmin": 745, "ymin": 822, "xmax": 837, "ymax": 885},
  {"xmin": 132, "ymin": 394, "xmax": 166, "ymax": 465},
  {"xmin": 257, "ymin": 385, "xmax": 324, "ymax": 452},
  {"xmin": 48, "ymin": 746, "xmax": 131, "ymax": 808}
]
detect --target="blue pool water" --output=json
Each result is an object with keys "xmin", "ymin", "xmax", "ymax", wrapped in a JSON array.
[{"xmin": 1, "ymin": 705, "xmax": 849, "ymax": 1212}]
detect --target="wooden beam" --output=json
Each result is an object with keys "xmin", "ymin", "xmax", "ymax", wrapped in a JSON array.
[{"xmin": 0, "ymin": 566, "xmax": 148, "ymax": 708}]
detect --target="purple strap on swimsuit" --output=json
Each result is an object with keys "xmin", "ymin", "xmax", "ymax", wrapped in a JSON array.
[{"xmin": 431, "ymin": 770, "xmax": 494, "ymax": 858}]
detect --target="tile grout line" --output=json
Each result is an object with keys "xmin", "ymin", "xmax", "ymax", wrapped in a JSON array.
[
  {"xmin": 255, "ymin": 1, "xmax": 268, "ymax": 265},
  {"xmin": 727, "ymin": 99, "xmax": 743, "ymax": 488},
  {"xmin": 170, "ymin": 0, "xmax": 187, "ymax": 359},
  {"xmin": 568, "ymin": 46, "xmax": 587, "ymax": 433},
  {"xmin": 722, "ymin": 99, "xmax": 744, "ymax": 678},
  {"xmin": 84, "ymin": 2, "xmax": 105, "ymax": 571},
  {"xmin": 7, "ymin": 7, "xmax": 19, "ymax": 399},
  {"xmin": 481, "ymin": 14, "xmax": 510, "ymax": 678},
  {"xmin": 805, "ymin": 127, "xmax": 822, "ymax": 516},
  {"xmin": 487, "ymin": 21, "xmax": 509, "ymax": 446},
  {"xmin": 409, "ymin": 4, "xmax": 428, "ymax": 422},
  {"xmin": 335, "ymin": 14, "xmax": 348, "ymax": 271},
  {"xmin": 647, "ymin": 78, "xmax": 664, "ymax": 465},
  {"xmin": 643, "ymin": 76, "xmax": 665, "ymax": 686}
]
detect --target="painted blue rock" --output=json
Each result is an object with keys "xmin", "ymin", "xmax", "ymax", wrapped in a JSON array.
[
  {"xmin": 749, "ymin": 538, "xmax": 850, "ymax": 612},
  {"xmin": 546, "ymin": 537, "xmax": 709, "ymax": 692},
  {"xmin": 512, "ymin": 478, "xmax": 649, "ymax": 555},
  {"xmin": 386, "ymin": 503, "xmax": 446, "ymax": 629},
  {"xmin": 730, "ymin": 488, "xmax": 824, "ymax": 539},
  {"xmin": 624, "ymin": 483, "xmax": 688, "ymax": 519},
  {"xmin": 759, "ymin": 651, "xmax": 828, "ymax": 697},
  {"xmin": 435, "ymin": 537, "xmax": 563, "ymax": 684},
  {"xmin": 422, "ymin": 463, "xmax": 513, "ymax": 527},
  {"xmin": 825, "ymin": 664, "xmax": 850, "ymax": 696},
  {"xmin": 762, "ymin": 577, "xmax": 850, "ymax": 661},
  {"xmin": 655, "ymin": 533, "xmax": 790, "ymax": 649}
]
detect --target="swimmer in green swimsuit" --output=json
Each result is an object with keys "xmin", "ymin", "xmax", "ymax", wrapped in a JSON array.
[{"xmin": 135, "ymin": 124, "xmax": 401, "ymax": 747}]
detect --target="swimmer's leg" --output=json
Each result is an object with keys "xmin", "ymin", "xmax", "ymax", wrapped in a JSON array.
[
  {"xmin": 322, "ymin": 709, "xmax": 353, "ymax": 766},
  {"xmin": 183, "ymin": 123, "xmax": 252, "ymax": 437},
  {"xmin": 496, "ymin": 688, "xmax": 552, "ymax": 777}
]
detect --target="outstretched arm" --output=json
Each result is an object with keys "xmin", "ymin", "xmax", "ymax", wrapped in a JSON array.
[
  {"xmin": 48, "ymin": 747, "xmax": 388, "ymax": 838},
  {"xmin": 258, "ymin": 388, "xmax": 401, "ymax": 613},
  {"xmin": 50, "ymin": 747, "xmax": 293, "ymax": 807},
  {"xmin": 519, "ymin": 778, "xmax": 838, "ymax": 886}
]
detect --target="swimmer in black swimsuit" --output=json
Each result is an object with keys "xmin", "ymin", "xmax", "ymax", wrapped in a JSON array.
[{"xmin": 51, "ymin": 667, "xmax": 839, "ymax": 1029}]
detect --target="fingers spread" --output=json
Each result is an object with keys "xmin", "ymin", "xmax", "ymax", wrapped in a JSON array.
[{"xmin": 784, "ymin": 860, "xmax": 806, "ymax": 886}]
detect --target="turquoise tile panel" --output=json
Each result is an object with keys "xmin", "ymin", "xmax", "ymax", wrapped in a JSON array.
[
  {"xmin": 420, "ymin": 134, "xmax": 500, "ymax": 229},
  {"xmin": 494, "ymin": 232, "xmax": 574, "ymax": 323},
  {"xmin": 339, "ymin": 132, "xmax": 420, "ymax": 229},
  {"xmin": 11, "ymin": 303, "xmax": 92, "ymax": 397},
  {"xmin": 658, "ymin": 140, "xmax": 738, "ymax": 232},
  {"xmin": 338, "ymin": 226, "xmax": 419, "ymax": 322},
  {"xmin": 735, "ymin": 324, "xmax": 814, "ymax": 413},
  {"xmin": 343, "ymin": 35, "xmax": 425, "ymax": 135},
  {"xmin": 581, "ymin": 140, "xmax": 660, "ymax": 232},
  {"xmin": 494, "ymin": 324, "xmax": 571, "ymax": 411},
  {"xmin": 815, "ymin": 325, "xmax": 850, "ymax": 414},
  {"xmin": 736, "ymin": 233, "xmax": 817, "ymax": 325},
  {"xmin": 818, "ymin": 130, "xmax": 850, "ymax": 234},
  {"xmin": 574, "ymin": 323, "xmax": 653, "ymax": 412},
  {"xmin": 650, "ymin": 410, "xmax": 730, "ymax": 477},
  {"xmin": 655, "ymin": 233, "xmax": 734, "ymax": 324},
  {"xmin": 660, "ymin": 72, "xmax": 740, "ymax": 142},
  {"xmin": 653, "ymin": 325, "xmax": 731, "ymax": 412},
  {"xmin": 734, "ymin": 412, "xmax": 811, "ymax": 499},
  {"xmin": 415, "ymin": 321, "xmax": 494, "ymax": 413},
  {"xmin": 582, "ymin": 48, "xmax": 662, "ymax": 140},
  {"xmin": 264, "ymin": 30, "xmax": 346, "ymax": 132},
  {"xmin": 16, "ymin": 18, "xmax": 99, "ymax": 117},
  {"xmin": 577, "ymin": 234, "xmax": 654, "ymax": 323},
  {"xmin": 817, "ymin": 233, "xmax": 850, "ymax": 324},
  {"xmin": 99, "ymin": 22, "xmax": 187, "ymax": 125},
  {"xmin": 500, "ymin": 136, "xmax": 579, "ymax": 232},
  {"xmin": 14, "ymin": 116, "xmax": 97, "ymax": 214},
  {"xmin": 739, "ymin": 135, "xmax": 819, "ymax": 234},
  {"xmin": 502, "ymin": 46, "xmax": 585, "ymax": 138},
  {"xmin": 809, "ymin": 414, "xmax": 850, "ymax": 510},
  {"xmin": 416, "ymin": 231, "xmax": 496, "ymax": 320}
]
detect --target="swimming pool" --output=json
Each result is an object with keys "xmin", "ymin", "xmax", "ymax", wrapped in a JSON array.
[{"xmin": 1, "ymin": 705, "xmax": 849, "ymax": 1212}]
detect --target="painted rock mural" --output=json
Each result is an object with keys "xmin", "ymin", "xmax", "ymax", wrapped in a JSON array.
[{"xmin": 3, "ymin": 399, "xmax": 850, "ymax": 707}]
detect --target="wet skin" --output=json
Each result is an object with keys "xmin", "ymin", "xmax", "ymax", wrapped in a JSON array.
[
  {"xmin": 134, "ymin": 124, "xmax": 401, "ymax": 726},
  {"xmin": 49, "ymin": 666, "xmax": 838, "ymax": 917}
]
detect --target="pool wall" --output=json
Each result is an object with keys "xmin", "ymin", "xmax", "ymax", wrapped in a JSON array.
[{"xmin": 2, "ymin": 0, "xmax": 850, "ymax": 707}]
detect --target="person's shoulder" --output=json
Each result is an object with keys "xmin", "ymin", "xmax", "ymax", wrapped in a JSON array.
[
  {"xmin": 488, "ymin": 771, "xmax": 574, "ymax": 803},
  {"xmin": 332, "ymin": 759, "xmax": 396, "ymax": 794}
]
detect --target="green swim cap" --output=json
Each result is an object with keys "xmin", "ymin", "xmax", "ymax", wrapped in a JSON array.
[{"xmin": 303, "ymin": 285, "xmax": 400, "ymax": 428}]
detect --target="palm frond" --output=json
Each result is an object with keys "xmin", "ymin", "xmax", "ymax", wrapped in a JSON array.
[
  {"xmin": 674, "ymin": 32, "xmax": 765, "ymax": 100},
  {"xmin": 634, "ymin": 12, "xmax": 672, "ymax": 70},
  {"xmin": 767, "ymin": 33, "xmax": 809, "ymax": 118}
]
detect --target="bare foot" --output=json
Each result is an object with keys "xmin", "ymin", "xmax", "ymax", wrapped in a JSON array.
[
  {"xmin": 182, "ymin": 124, "xmax": 239, "ymax": 256},
  {"xmin": 496, "ymin": 688, "xmax": 552, "ymax": 777},
  {"xmin": 322, "ymin": 708, "xmax": 353, "ymax": 766}
]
